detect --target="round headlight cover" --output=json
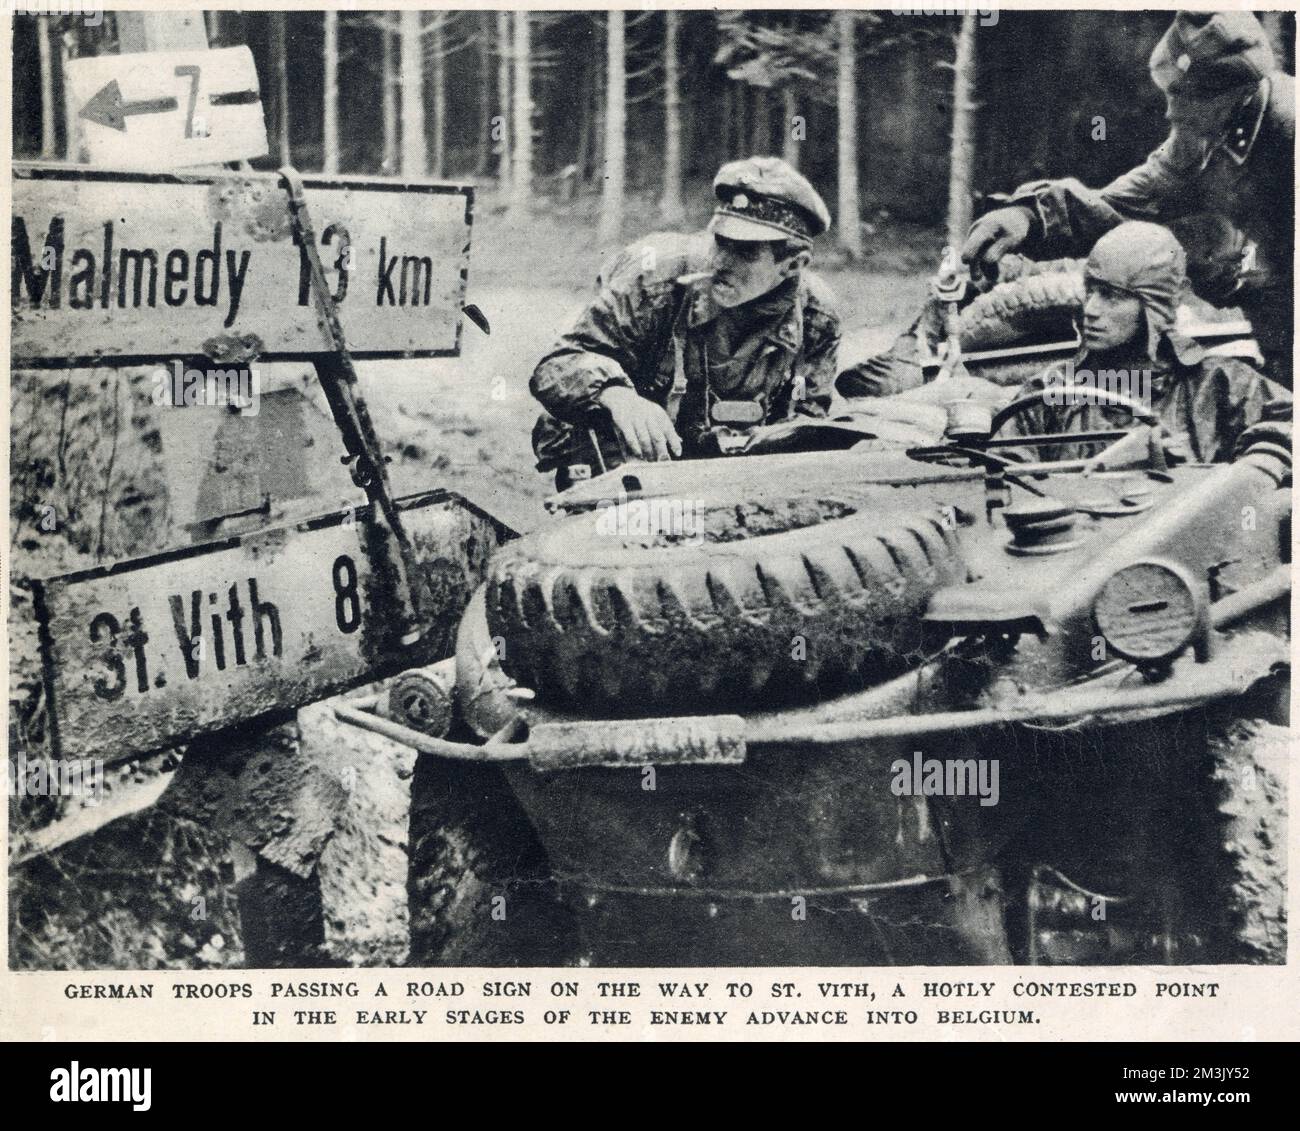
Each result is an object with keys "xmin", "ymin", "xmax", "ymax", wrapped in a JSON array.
[{"xmin": 1093, "ymin": 560, "xmax": 1207, "ymax": 665}]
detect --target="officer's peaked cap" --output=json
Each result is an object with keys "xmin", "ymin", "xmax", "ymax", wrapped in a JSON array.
[{"xmin": 712, "ymin": 157, "xmax": 832, "ymax": 243}]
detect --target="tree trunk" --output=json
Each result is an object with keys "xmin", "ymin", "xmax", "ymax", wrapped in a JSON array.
[
  {"xmin": 782, "ymin": 87, "xmax": 800, "ymax": 169},
  {"xmin": 322, "ymin": 11, "xmax": 339, "ymax": 174},
  {"xmin": 751, "ymin": 87, "xmax": 772, "ymax": 154},
  {"xmin": 496, "ymin": 11, "xmax": 512, "ymax": 190},
  {"xmin": 592, "ymin": 53, "xmax": 606, "ymax": 190},
  {"xmin": 734, "ymin": 84, "xmax": 748, "ymax": 158},
  {"xmin": 37, "ymin": 17, "xmax": 57, "ymax": 160},
  {"xmin": 475, "ymin": 11, "xmax": 491, "ymax": 175},
  {"xmin": 271, "ymin": 12, "xmax": 290, "ymax": 165},
  {"xmin": 721, "ymin": 85, "xmax": 733, "ymax": 163},
  {"xmin": 399, "ymin": 10, "xmax": 426, "ymax": 176},
  {"xmin": 597, "ymin": 11, "xmax": 626, "ymax": 245},
  {"xmin": 659, "ymin": 11, "xmax": 685, "ymax": 225},
  {"xmin": 835, "ymin": 11, "xmax": 862, "ymax": 259},
  {"xmin": 574, "ymin": 47, "xmax": 593, "ymax": 183},
  {"xmin": 946, "ymin": 13, "xmax": 978, "ymax": 251},
  {"xmin": 59, "ymin": 29, "xmax": 80, "ymax": 162},
  {"xmin": 430, "ymin": 14, "xmax": 446, "ymax": 178},
  {"xmin": 510, "ymin": 11, "xmax": 533, "ymax": 212},
  {"xmin": 381, "ymin": 22, "xmax": 398, "ymax": 174}
]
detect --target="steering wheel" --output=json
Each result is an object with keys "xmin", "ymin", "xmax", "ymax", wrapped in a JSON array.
[{"xmin": 988, "ymin": 385, "xmax": 1161, "ymax": 438}]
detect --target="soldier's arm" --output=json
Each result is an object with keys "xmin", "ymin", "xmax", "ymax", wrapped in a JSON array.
[
  {"xmin": 1220, "ymin": 361, "xmax": 1292, "ymax": 462},
  {"xmin": 530, "ymin": 275, "xmax": 672, "ymax": 427},
  {"xmin": 1006, "ymin": 136, "xmax": 1202, "ymax": 256},
  {"xmin": 835, "ymin": 312, "xmax": 931, "ymax": 399}
]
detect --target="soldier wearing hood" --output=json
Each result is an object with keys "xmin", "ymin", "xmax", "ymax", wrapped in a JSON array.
[
  {"xmin": 962, "ymin": 10, "xmax": 1294, "ymax": 387},
  {"xmin": 529, "ymin": 157, "xmax": 840, "ymax": 490},
  {"xmin": 1006, "ymin": 221, "xmax": 1289, "ymax": 464}
]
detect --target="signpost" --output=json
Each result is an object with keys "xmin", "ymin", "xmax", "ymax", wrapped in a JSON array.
[
  {"xmin": 32, "ymin": 492, "xmax": 509, "ymax": 763},
  {"xmin": 67, "ymin": 47, "xmax": 268, "ymax": 168},
  {"xmin": 12, "ymin": 164, "xmax": 474, "ymax": 365},
  {"xmin": 15, "ymin": 8, "xmax": 495, "ymax": 963}
]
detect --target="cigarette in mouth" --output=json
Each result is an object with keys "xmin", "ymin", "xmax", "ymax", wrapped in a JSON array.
[{"xmin": 678, "ymin": 272, "xmax": 713, "ymax": 285}]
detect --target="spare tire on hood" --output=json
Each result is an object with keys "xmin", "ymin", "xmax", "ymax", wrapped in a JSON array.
[
  {"xmin": 483, "ymin": 494, "xmax": 967, "ymax": 713},
  {"xmin": 959, "ymin": 261, "xmax": 1085, "ymax": 352}
]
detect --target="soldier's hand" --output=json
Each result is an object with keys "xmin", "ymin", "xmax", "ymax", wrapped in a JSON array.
[
  {"xmin": 599, "ymin": 386, "xmax": 683, "ymax": 461},
  {"xmin": 961, "ymin": 206, "xmax": 1033, "ymax": 279}
]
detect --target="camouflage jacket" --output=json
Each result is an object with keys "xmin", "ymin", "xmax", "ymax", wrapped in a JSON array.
[
  {"xmin": 1007, "ymin": 73, "xmax": 1294, "ymax": 383},
  {"xmin": 1007, "ymin": 333, "xmax": 1291, "ymax": 465},
  {"xmin": 530, "ymin": 231, "xmax": 840, "ymax": 474}
]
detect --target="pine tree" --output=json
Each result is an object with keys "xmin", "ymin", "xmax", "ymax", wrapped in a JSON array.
[
  {"xmin": 945, "ymin": 13, "xmax": 978, "ymax": 251},
  {"xmin": 836, "ymin": 11, "xmax": 862, "ymax": 258},
  {"xmin": 597, "ymin": 12, "xmax": 626, "ymax": 244},
  {"xmin": 37, "ymin": 17, "xmax": 57, "ymax": 159},
  {"xmin": 322, "ymin": 11, "xmax": 339, "ymax": 173},
  {"xmin": 399, "ymin": 10, "xmax": 426, "ymax": 176},
  {"xmin": 510, "ymin": 11, "xmax": 533, "ymax": 211},
  {"xmin": 660, "ymin": 11, "xmax": 685, "ymax": 224}
]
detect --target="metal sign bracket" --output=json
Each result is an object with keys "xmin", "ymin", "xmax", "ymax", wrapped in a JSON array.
[{"xmin": 277, "ymin": 164, "xmax": 426, "ymax": 647}]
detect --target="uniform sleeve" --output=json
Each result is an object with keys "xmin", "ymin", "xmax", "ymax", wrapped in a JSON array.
[
  {"xmin": 1007, "ymin": 134, "xmax": 1203, "ymax": 256},
  {"xmin": 794, "ymin": 310, "xmax": 841, "ymax": 418},
  {"xmin": 836, "ymin": 317, "xmax": 929, "ymax": 399},
  {"xmin": 529, "ymin": 276, "xmax": 672, "ymax": 426},
  {"xmin": 1216, "ymin": 362, "xmax": 1291, "ymax": 461},
  {"xmin": 1154, "ymin": 358, "xmax": 1291, "ymax": 464}
]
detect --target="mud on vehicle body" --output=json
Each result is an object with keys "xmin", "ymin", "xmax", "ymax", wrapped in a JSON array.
[{"xmin": 345, "ymin": 263, "xmax": 1289, "ymax": 969}]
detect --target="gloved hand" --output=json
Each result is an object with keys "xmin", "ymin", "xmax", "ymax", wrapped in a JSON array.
[
  {"xmin": 961, "ymin": 205, "xmax": 1034, "ymax": 280},
  {"xmin": 598, "ymin": 385, "xmax": 682, "ymax": 461}
]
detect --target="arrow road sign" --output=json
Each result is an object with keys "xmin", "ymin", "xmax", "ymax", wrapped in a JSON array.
[
  {"xmin": 67, "ymin": 46, "xmax": 267, "ymax": 167},
  {"xmin": 79, "ymin": 80, "xmax": 179, "ymax": 131}
]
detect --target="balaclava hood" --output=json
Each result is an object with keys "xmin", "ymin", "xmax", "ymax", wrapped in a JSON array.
[{"xmin": 1084, "ymin": 222, "xmax": 1187, "ymax": 360}]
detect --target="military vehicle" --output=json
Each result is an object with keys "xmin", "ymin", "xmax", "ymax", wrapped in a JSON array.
[{"xmin": 339, "ymin": 258, "xmax": 1289, "ymax": 967}]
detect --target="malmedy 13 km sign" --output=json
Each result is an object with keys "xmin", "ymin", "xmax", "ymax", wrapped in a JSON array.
[{"xmin": 11, "ymin": 164, "xmax": 474, "ymax": 365}]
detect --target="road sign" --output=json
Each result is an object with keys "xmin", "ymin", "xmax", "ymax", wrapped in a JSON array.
[
  {"xmin": 32, "ymin": 491, "xmax": 511, "ymax": 762},
  {"xmin": 12, "ymin": 164, "xmax": 474, "ymax": 365},
  {"xmin": 67, "ymin": 47, "xmax": 267, "ymax": 168}
]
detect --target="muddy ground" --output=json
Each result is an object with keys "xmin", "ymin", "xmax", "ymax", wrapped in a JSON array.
[{"xmin": 8, "ymin": 188, "xmax": 933, "ymax": 969}]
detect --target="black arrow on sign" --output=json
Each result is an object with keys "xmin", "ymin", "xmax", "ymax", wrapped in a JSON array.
[{"xmin": 79, "ymin": 80, "xmax": 178, "ymax": 131}]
